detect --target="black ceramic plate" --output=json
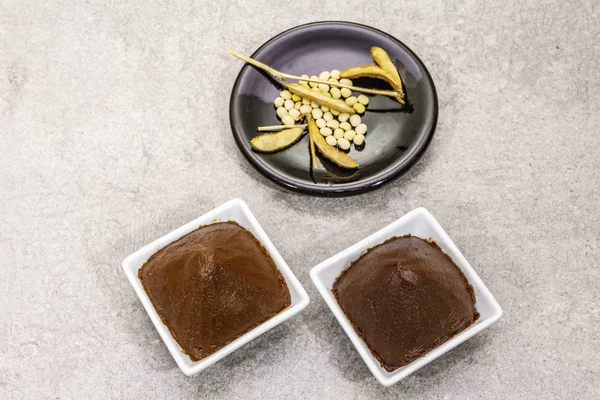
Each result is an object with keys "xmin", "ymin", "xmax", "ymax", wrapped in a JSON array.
[{"xmin": 229, "ymin": 21, "xmax": 438, "ymax": 196}]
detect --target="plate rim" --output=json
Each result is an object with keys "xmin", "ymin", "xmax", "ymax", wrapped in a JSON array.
[{"xmin": 229, "ymin": 20, "xmax": 438, "ymax": 196}]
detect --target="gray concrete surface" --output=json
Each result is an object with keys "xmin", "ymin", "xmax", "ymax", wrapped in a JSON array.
[{"xmin": 1, "ymin": 0, "xmax": 599, "ymax": 398}]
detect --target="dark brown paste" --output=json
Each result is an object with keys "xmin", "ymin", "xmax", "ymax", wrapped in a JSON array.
[
  {"xmin": 139, "ymin": 221, "xmax": 291, "ymax": 362},
  {"xmin": 332, "ymin": 235, "xmax": 479, "ymax": 371}
]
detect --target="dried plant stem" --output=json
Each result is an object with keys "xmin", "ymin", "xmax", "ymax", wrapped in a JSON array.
[
  {"xmin": 228, "ymin": 48, "xmax": 401, "ymax": 98},
  {"xmin": 258, "ymin": 124, "xmax": 307, "ymax": 132},
  {"xmin": 228, "ymin": 49, "xmax": 286, "ymax": 83}
]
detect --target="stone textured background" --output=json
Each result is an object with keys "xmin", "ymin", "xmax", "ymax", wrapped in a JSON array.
[{"xmin": 1, "ymin": 0, "xmax": 599, "ymax": 398}]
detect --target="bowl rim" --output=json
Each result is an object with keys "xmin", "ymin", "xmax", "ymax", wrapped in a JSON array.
[
  {"xmin": 122, "ymin": 198, "xmax": 310, "ymax": 376},
  {"xmin": 309, "ymin": 207, "xmax": 503, "ymax": 386},
  {"xmin": 229, "ymin": 21, "xmax": 439, "ymax": 197}
]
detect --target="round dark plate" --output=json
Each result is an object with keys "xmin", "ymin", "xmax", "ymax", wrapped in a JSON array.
[{"xmin": 229, "ymin": 21, "xmax": 438, "ymax": 196}]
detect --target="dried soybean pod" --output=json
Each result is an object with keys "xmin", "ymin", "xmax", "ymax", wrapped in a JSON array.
[
  {"xmin": 251, "ymin": 126, "xmax": 305, "ymax": 153},
  {"xmin": 286, "ymin": 83, "xmax": 356, "ymax": 115},
  {"xmin": 339, "ymin": 65, "xmax": 405, "ymax": 104},
  {"xmin": 340, "ymin": 65, "xmax": 396, "ymax": 84},
  {"xmin": 306, "ymin": 115, "xmax": 318, "ymax": 168},
  {"xmin": 310, "ymin": 118, "xmax": 359, "ymax": 169},
  {"xmin": 371, "ymin": 46, "xmax": 404, "ymax": 100}
]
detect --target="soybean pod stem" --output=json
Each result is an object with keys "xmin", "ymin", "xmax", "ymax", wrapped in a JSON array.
[
  {"xmin": 258, "ymin": 124, "xmax": 307, "ymax": 132},
  {"xmin": 228, "ymin": 49, "xmax": 401, "ymax": 98}
]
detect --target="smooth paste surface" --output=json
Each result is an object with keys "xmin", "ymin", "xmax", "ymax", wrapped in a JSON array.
[
  {"xmin": 332, "ymin": 235, "xmax": 479, "ymax": 371},
  {"xmin": 139, "ymin": 221, "xmax": 291, "ymax": 362}
]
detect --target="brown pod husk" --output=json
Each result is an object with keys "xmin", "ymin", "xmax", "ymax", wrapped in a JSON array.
[
  {"xmin": 308, "ymin": 115, "xmax": 359, "ymax": 170},
  {"xmin": 287, "ymin": 83, "xmax": 356, "ymax": 114},
  {"xmin": 307, "ymin": 116, "xmax": 318, "ymax": 168},
  {"xmin": 250, "ymin": 126, "xmax": 305, "ymax": 153},
  {"xmin": 371, "ymin": 46, "xmax": 404, "ymax": 100},
  {"xmin": 340, "ymin": 64, "xmax": 405, "ymax": 104}
]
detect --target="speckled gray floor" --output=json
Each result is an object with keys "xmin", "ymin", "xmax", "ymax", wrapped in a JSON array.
[{"xmin": 1, "ymin": 1, "xmax": 599, "ymax": 399}]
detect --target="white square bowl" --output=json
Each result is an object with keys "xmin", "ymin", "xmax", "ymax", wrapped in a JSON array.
[
  {"xmin": 122, "ymin": 198, "xmax": 310, "ymax": 376},
  {"xmin": 310, "ymin": 207, "xmax": 502, "ymax": 387}
]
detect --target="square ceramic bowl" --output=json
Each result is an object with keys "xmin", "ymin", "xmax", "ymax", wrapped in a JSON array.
[
  {"xmin": 123, "ymin": 198, "xmax": 310, "ymax": 376},
  {"xmin": 310, "ymin": 207, "xmax": 502, "ymax": 386}
]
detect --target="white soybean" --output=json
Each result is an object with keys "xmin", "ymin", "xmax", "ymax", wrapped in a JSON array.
[
  {"xmin": 353, "ymin": 134, "xmax": 365, "ymax": 146},
  {"xmin": 276, "ymin": 107, "xmax": 288, "ymax": 119},
  {"xmin": 326, "ymin": 135, "xmax": 338, "ymax": 146},
  {"xmin": 338, "ymin": 137, "xmax": 351, "ymax": 150},
  {"xmin": 300, "ymin": 104, "xmax": 312, "ymax": 114},
  {"xmin": 318, "ymin": 83, "xmax": 329, "ymax": 93},
  {"xmin": 345, "ymin": 96, "xmax": 358, "ymax": 106},
  {"xmin": 340, "ymin": 87, "xmax": 352, "ymax": 98},
  {"xmin": 321, "ymin": 105, "xmax": 329, "ymax": 112},
  {"xmin": 312, "ymin": 108, "xmax": 323, "ymax": 119},
  {"xmin": 355, "ymin": 123, "xmax": 367, "ymax": 135},
  {"xmin": 333, "ymin": 129, "xmax": 344, "ymax": 139},
  {"xmin": 281, "ymin": 115, "xmax": 295, "ymax": 126},
  {"xmin": 299, "ymin": 74, "xmax": 309, "ymax": 85},
  {"xmin": 339, "ymin": 78, "xmax": 353, "ymax": 86},
  {"xmin": 344, "ymin": 130, "xmax": 356, "ymax": 141},
  {"xmin": 349, "ymin": 114, "xmax": 361, "ymax": 127},
  {"xmin": 357, "ymin": 94, "xmax": 369, "ymax": 105},
  {"xmin": 330, "ymin": 69, "xmax": 341, "ymax": 79},
  {"xmin": 319, "ymin": 71, "xmax": 330, "ymax": 81},
  {"xmin": 274, "ymin": 97, "xmax": 285, "ymax": 107},
  {"xmin": 311, "ymin": 101, "xmax": 320, "ymax": 108},
  {"xmin": 353, "ymin": 103, "xmax": 366, "ymax": 114},
  {"xmin": 309, "ymin": 76, "xmax": 319, "ymax": 88},
  {"xmin": 323, "ymin": 112, "xmax": 333, "ymax": 121},
  {"xmin": 289, "ymin": 108, "xmax": 301, "ymax": 120},
  {"xmin": 320, "ymin": 127, "xmax": 333, "ymax": 136},
  {"xmin": 280, "ymin": 90, "xmax": 292, "ymax": 100},
  {"xmin": 302, "ymin": 98, "xmax": 311, "ymax": 105},
  {"xmin": 339, "ymin": 121, "xmax": 352, "ymax": 131},
  {"xmin": 326, "ymin": 119, "xmax": 339, "ymax": 129},
  {"xmin": 284, "ymin": 99, "xmax": 294, "ymax": 110},
  {"xmin": 330, "ymin": 87, "xmax": 342, "ymax": 99},
  {"xmin": 316, "ymin": 118, "xmax": 327, "ymax": 128},
  {"xmin": 338, "ymin": 113, "xmax": 350, "ymax": 122}
]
